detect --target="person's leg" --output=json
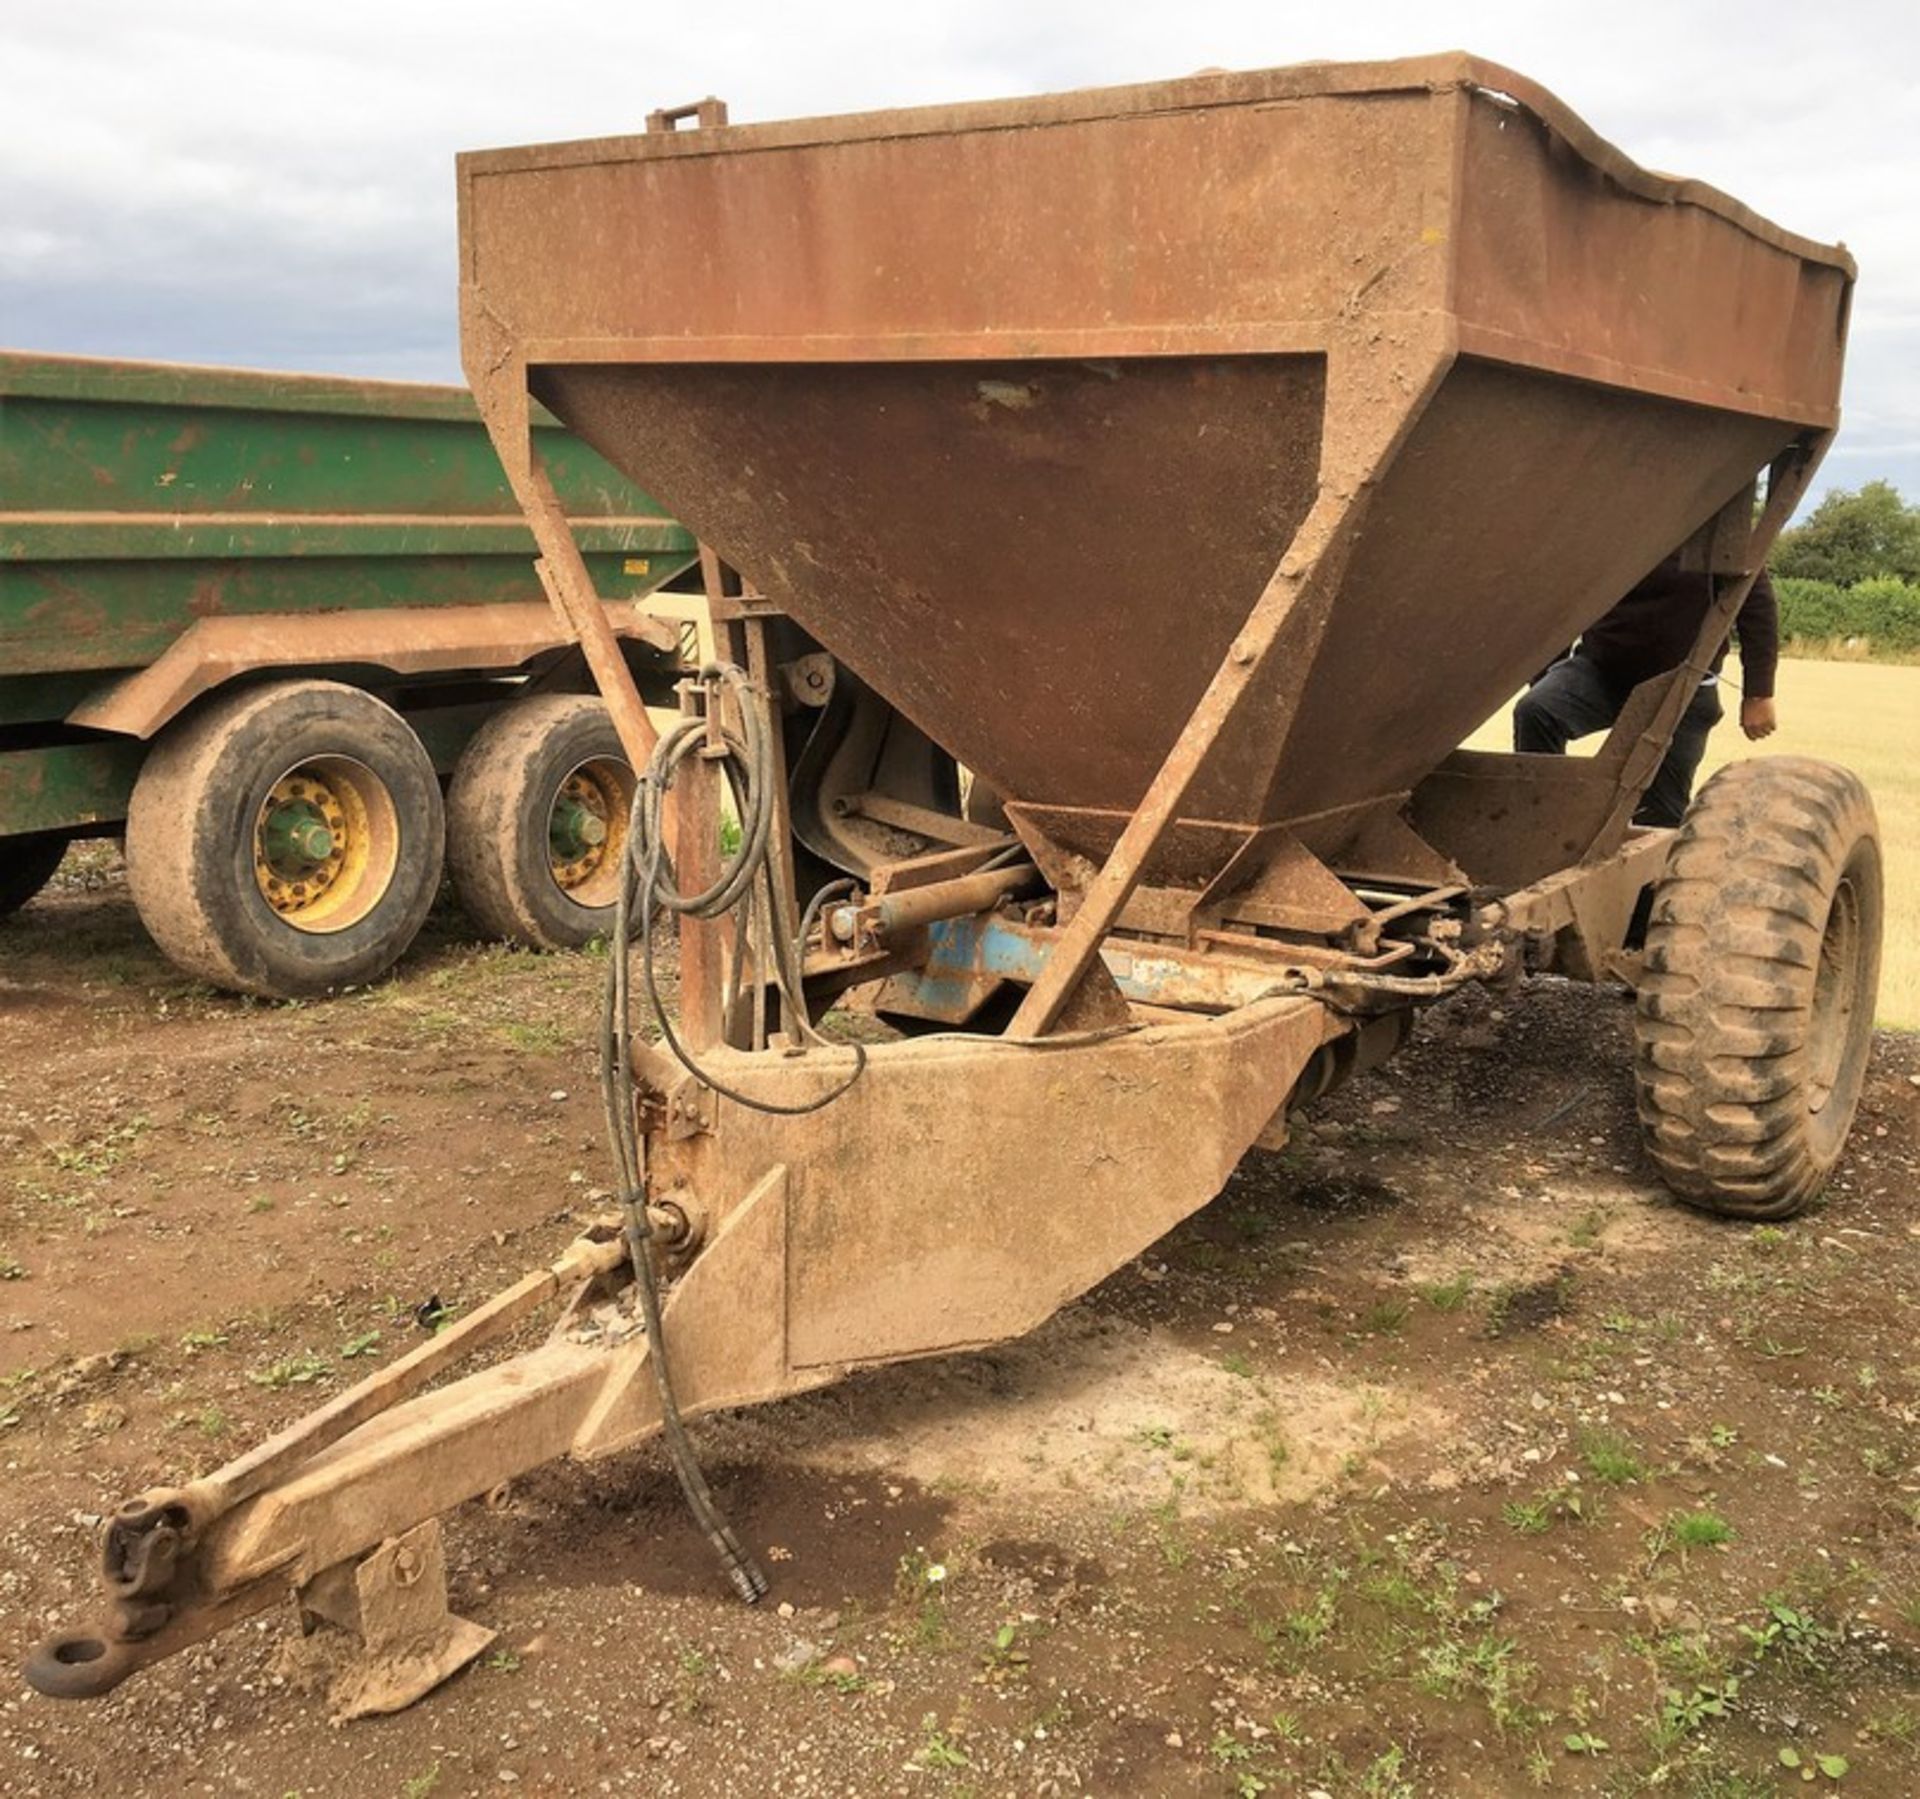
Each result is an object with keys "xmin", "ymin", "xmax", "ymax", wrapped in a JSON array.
[
  {"xmin": 1513, "ymin": 654, "xmax": 1622, "ymax": 753},
  {"xmin": 1636, "ymin": 679, "xmax": 1725, "ymax": 828}
]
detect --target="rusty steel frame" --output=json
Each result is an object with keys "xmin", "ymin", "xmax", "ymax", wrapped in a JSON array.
[
  {"xmin": 1005, "ymin": 330, "xmax": 1456, "ymax": 1035},
  {"xmin": 27, "ymin": 55, "xmax": 1858, "ymax": 1714},
  {"xmin": 23, "ymin": 774, "xmax": 1675, "ymax": 1705},
  {"xmin": 16, "ymin": 812, "xmax": 1700, "ymax": 1709}
]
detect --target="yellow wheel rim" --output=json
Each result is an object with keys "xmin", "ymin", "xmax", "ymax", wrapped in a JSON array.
[
  {"xmin": 253, "ymin": 756, "xmax": 400, "ymax": 934},
  {"xmin": 546, "ymin": 757, "xmax": 634, "ymax": 909}
]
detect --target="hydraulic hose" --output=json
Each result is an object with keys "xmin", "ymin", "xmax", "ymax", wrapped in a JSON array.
[
  {"xmin": 621, "ymin": 664, "xmax": 865, "ymax": 1116},
  {"xmin": 597, "ymin": 662, "xmax": 867, "ymax": 1605}
]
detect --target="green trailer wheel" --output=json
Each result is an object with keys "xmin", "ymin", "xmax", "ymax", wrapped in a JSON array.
[
  {"xmin": 447, "ymin": 694, "xmax": 637, "ymax": 949},
  {"xmin": 0, "ymin": 833, "xmax": 69, "ymax": 919},
  {"xmin": 126, "ymin": 680, "xmax": 444, "ymax": 997}
]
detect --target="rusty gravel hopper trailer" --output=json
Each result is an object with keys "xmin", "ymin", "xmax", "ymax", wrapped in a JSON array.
[
  {"xmin": 0, "ymin": 353, "xmax": 703, "ymax": 992},
  {"xmin": 29, "ymin": 55, "xmax": 1881, "ymax": 1713}
]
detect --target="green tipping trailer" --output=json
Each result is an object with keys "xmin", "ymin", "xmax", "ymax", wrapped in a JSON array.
[{"xmin": 0, "ymin": 350, "xmax": 699, "ymax": 994}]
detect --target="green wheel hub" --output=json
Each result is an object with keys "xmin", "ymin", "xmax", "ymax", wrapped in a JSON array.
[
  {"xmin": 252, "ymin": 758, "xmax": 400, "ymax": 932},
  {"xmin": 547, "ymin": 762, "xmax": 630, "ymax": 900},
  {"xmin": 261, "ymin": 799, "xmax": 337, "ymax": 871},
  {"xmin": 548, "ymin": 794, "xmax": 610, "ymax": 863}
]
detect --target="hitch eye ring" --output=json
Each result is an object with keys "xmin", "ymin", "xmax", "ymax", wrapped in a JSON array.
[{"xmin": 22, "ymin": 1629, "xmax": 138, "ymax": 1700}]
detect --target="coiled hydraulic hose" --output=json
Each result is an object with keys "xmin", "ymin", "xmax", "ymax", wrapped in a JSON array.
[
  {"xmin": 597, "ymin": 662, "xmax": 865, "ymax": 1604},
  {"xmin": 620, "ymin": 663, "xmax": 866, "ymax": 1115}
]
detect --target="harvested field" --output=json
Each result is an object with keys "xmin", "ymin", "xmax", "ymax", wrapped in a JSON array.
[{"xmin": 1, "ymin": 864, "xmax": 1916, "ymax": 1796}]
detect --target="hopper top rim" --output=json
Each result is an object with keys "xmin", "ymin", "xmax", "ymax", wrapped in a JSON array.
[{"xmin": 457, "ymin": 50, "xmax": 1853, "ymax": 279}]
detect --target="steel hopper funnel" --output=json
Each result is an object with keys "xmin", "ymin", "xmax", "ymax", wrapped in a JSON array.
[{"xmin": 457, "ymin": 53, "xmax": 1851, "ymax": 850}]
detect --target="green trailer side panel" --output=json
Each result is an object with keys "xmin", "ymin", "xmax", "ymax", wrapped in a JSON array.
[
  {"xmin": 0, "ymin": 549, "xmax": 697, "ymax": 676},
  {"xmin": 1, "ymin": 520, "xmax": 689, "ymax": 561},
  {"xmin": 0, "ymin": 354, "xmax": 500, "ymax": 420},
  {"xmin": 0, "ymin": 352, "xmax": 703, "ymax": 728},
  {"xmin": 0, "ymin": 739, "xmax": 145, "ymax": 834},
  {"xmin": 0, "ymin": 365, "xmax": 677, "ymax": 517}
]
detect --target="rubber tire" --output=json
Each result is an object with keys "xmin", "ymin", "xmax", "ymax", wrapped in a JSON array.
[
  {"xmin": 1634, "ymin": 756, "xmax": 1882, "ymax": 1220},
  {"xmin": 125, "ymin": 681, "xmax": 444, "ymax": 998},
  {"xmin": 447, "ymin": 695, "xmax": 633, "ymax": 950},
  {"xmin": 0, "ymin": 834, "xmax": 69, "ymax": 918}
]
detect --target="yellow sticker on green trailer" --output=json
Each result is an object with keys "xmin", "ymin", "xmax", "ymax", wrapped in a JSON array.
[{"xmin": 623, "ymin": 557, "xmax": 652, "ymax": 576}]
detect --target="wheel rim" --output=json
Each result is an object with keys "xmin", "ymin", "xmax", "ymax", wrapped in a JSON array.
[
  {"xmin": 1806, "ymin": 873, "xmax": 1862, "ymax": 1115},
  {"xmin": 252, "ymin": 757, "xmax": 400, "ymax": 934},
  {"xmin": 545, "ymin": 757, "xmax": 634, "ymax": 910}
]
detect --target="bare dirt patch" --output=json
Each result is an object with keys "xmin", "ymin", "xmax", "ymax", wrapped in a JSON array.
[{"xmin": 737, "ymin": 1310, "xmax": 1447, "ymax": 1514}]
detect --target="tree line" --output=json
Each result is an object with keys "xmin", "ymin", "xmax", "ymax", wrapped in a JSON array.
[{"xmin": 1770, "ymin": 479, "xmax": 1920, "ymax": 656}]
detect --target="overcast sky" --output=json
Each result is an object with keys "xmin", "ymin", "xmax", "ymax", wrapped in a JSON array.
[{"xmin": 4, "ymin": 1, "xmax": 1916, "ymax": 502}]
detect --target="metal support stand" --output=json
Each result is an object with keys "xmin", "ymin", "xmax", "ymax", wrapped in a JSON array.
[{"xmin": 298, "ymin": 1519, "xmax": 495, "ymax": 1721}]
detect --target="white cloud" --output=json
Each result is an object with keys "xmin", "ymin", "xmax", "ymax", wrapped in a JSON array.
[{"xmin": 3, "ymin": 0, "xmax": 1916, "ymax": 491}]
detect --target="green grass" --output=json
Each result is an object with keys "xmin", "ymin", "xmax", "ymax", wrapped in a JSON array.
[
  {"xmin": 1667, "ymin": 1509, "xmax": 1736, "ymax": 1551},
  {"xmin": 247, "ymin": 1350, "xmax": 332, "ymax": 1390},
  {"xmin": 1580, "ymin": 1429, "xmax": 1649, "ymax": 1487},
  {"xmin": 1502, "ymin": 1496, "xmax": 1554, "ymax": 1536},
  {"xmin": 1361, "ymin": 1298, "xmax": 1410, "ymax": 1335},
  {"xmin": 1468, "ymin": 656, "xmax": 1920, "ymax": 1026},
  {"xmin": 1417, "ymin": 1273, "xmax": 1475, "ymax": 1313}
]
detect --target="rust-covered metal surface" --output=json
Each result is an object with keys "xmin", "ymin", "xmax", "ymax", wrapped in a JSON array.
[{"xmin": 458, "ymin": 52, "xmax": 1853, "ymax": 832}]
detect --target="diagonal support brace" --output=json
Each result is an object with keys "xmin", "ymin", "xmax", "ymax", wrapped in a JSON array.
[
  {"xmin": 1584, "ymin": 435, "xmax": 1830, "ymax": 857},
  {"xmin": 1007, "ymin": 334, "xmax": 1455, "ymax": 1038}
]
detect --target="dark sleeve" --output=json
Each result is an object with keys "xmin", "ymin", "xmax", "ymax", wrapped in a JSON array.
[{"xmin": 1733, "ymin": 567, "xmax": 1778, "ymax": 700}]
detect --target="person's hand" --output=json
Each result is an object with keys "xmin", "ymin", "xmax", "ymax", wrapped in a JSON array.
[{"xmin": 1741, "ymin": 695, "xmax": 1778, "ymax": 740}]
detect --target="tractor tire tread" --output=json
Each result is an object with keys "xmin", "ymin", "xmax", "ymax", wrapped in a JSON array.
[{"xmin": 1633, "ymin": 756, "xmax": 1881, "ymax": 1222}]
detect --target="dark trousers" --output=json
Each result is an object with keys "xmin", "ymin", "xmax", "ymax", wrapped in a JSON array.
[{"xmin": 1513, "ymin": 653, "xmax": 1724, "ymax": 828}]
